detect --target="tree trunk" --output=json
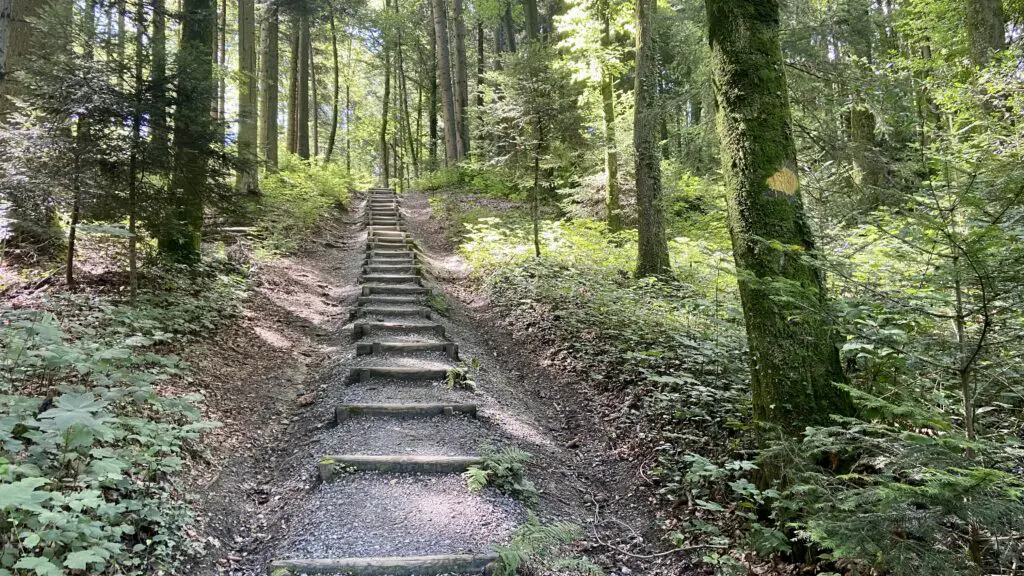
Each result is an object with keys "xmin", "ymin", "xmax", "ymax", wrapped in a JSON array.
[
  {"xmin": 69, "ymin": 0, "xmax": 97, "ymax": 287},
  {"xmin": 287, "ymin": 15, "xmax": 299, "ymax": 154},
  {"xmin": 0, "ymin": 0, "xmax": 11, "ymax": 92},
  {"xmin": 346, "ymin": 36, "xmax": 352, "ymax": 174},
  {"xmin": 432, "ymin": 0, "xmax": 459, "ymax": 164},
  {"xmin": 453, "ymin": 0, "xmax": 469, "ymax": 158},
  {"xmin": 476, "ymin": 21, "xmax": 484, "ymax": 108},
  {"xmin": 397, "ymin": 39, "xmax": 418, "ymax": 176},
  {"xmin": 160, "ymin": 0, "xmax": 217, "ymax": 262},
  {"xmin": 260, "ymin": 2, "xmax": 279, "ymax": 168},
  {"xmin": 966, "ymin": 0, "xmax": 1004, "ymax": 66},
  {"xmin": 326, "ymin": 6, "xmax": 340, "ymax": 162},
  {"xmin": 633, "ymin": 0, "xmax": 669, "ymax": 277},
  {"xmin": 705, "ymin": 0, "xmax": 854, "ymax": 435},
  {"xmin": 381, "ymin": 39, "xmax": 391, "ymax": 186},
  {"xmin": 426, "ymin": 0, "xmax": 439, "ymax": 169},
  {"xmin": 598, "ymin": 0, "xmax": 620, "ymax": 232},
  {"xmin": 237, "ymin": 0, "xmax": 259, "ymax": 195},
  {"xmin": 501, "ymin": 1, "xmax": 516, "ymax": 53},
  {"xmin": 0, "ymin": 0, "xmax": 41, "ymax": 115},
  {"xmin": 297, "ymin": 13, "xmax": 310, "ymax": 160},
  {"xmin": 311, "ymin": 33, "xmax": 319, "ymax": 160},
  {"xmin": 523, "ymin": 0, "xmax": 539, "ymax": 40},
  {"xmin": 152, "ymin": 0, "xmax": 169, "ymax": 161},
  {"xmin": 129, "ymin": 0, "xmax": 146, "ymax": 301},
  {"xmin": 217, "ymin": 0, "xmax": 227, "ymax": 142}
]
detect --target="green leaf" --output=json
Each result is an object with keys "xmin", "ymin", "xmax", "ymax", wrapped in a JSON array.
[
  {"xmin": 0, "ymin": 478, "xmax": 51, "ymax": 510},
  {"xmin": 12, "ymin": 556, "xmax": 62, "ymax": 576},
  {"xmin": 63, "ymin": 550, "xmax": 103, "ymax": 570}
]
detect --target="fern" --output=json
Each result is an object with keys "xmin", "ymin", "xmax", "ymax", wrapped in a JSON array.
[
  {"xmin": 491, "ymin": 514, "xmax": 603, "ymax": 576},
  {"xmin": 463, "ymin": 444, "xmax": 539, "ymax": 505}
]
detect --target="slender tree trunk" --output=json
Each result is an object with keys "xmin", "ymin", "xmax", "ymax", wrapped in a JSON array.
[
  {"xmin": 432, "ymin": 0, "xmax": 459, "ymax": 164},
  {"xmin": 129, "ymin": 0, "xmax": 146, "ymax": 302},
  {"xmin": 69, "ymin": 0, "xmax": 97, "ymax": 287},
  {"xmin": 260, "ymin": 2, "xmax": 279, "ymax": 168},
  {"xmin": 966, "ymin": 0, "xmax": 1004, "ymax": 66},
  {"xmin": 426, "ymin": 0, "xmax": 439, "ymax": 169},
  {"xmin": 501, "ymin": 1, "xmax": 516, "ymax": 53},
  {"xmin": 476, "ymin": 21, "xmax": 484, "ymax": 108},
  {"xmin": 297, "ymin": 13, "xmax": 310, "ymax": 159},
  {"xmin": 326, "ymin": 6, "xmax": 340, "ymax": 162},
  {"xmin": 598, "ymin": 0, "xmax": 621, "ymax": 231},
  {"xmin": 152, "ymin": 0, "xmax": 169, "ymax": 161},
  {"xmin": 237, "ymin": 0, "xmax": 259, "ymax": 195},
  {"xmin": 453, "ymin": 0, "xmax": 469, "ymax": 158},
  {"xmin": 287, "ymin": 15, "xmax": 299, "ymax": 154},
  {"xmin": 705, "ymin": 0, "xmax": 854, "ymax": 435},
  {"xmin": 397, "ymin": 40, "xmax": 418, "ymax": 176},
  {"xmin": 381, "ymin": 38, "xmax": 391, "ymax": 186},
  {"xmin": 633, "ymin": 0, "xmax": 669, "ymax": 277},
  {"xmin": 0, "ymin": 0, "xmax": 11, "ymax": 92},
  {"xmin": 160, "ymin": 0, "xmax": 217, "ymax": 262},
  {"xmin": 311, "ymin": 33, "xmax": 319, "ymax": 160},
  {"xmin": 532, "ymin": 126, "xmax": 542, "ymax": 258},
  {"xmin": 345, "ymin": 36, "xmax": 352, "ymax": 175},
  {"xmin": 217, "ymin": 0, "xmax": 227, "ymax": 142}
]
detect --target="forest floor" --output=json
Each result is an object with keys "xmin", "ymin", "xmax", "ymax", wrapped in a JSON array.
[{"xmin": 184, "ymin": 191, "xmax": 698, "ymax": 576}]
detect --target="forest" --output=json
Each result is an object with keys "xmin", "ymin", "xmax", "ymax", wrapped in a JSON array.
[{"xmin": 1, "ymin": 0, "xmax": 1023, "ymax": 574}]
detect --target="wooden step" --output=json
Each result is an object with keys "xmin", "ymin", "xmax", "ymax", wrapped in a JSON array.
[
  {"xmin": 268, "ymin": 554, "xmax": 498, "ymax": 576},
  {"xmin": 360, "ymin": 285, "xmax": 427, "ymax": 297},
  {"xmin": 360, "ymin": 274, "xmax": 421, "ymax": 285},
  {"xmin": 347, "ymin": 366, "xmax": 450, "ymax": 383},
  {"xmin": 318, "ymin": 454, "xmax": 482, "ymax": 480},
  {"xmin": 336, "ymin": 403, "xmax": 477, "ymax": 422},
  {"xmin": 355, "ymin": 341, "xmax": 458, "ymax": 359},
  {"xmin": 353, "ymin": 306, "xmax": 431, "ymax": 319},
  {"xmin": 356, "ymin": 295, "xmax": 422, "ymax": 305},
  {"xmin": 352, "ymin": 320, "xmax": 442, "ymax": 337},
  {"xmin": 364, "ymin": 264, "xmax": 421, "ymax": 273}
]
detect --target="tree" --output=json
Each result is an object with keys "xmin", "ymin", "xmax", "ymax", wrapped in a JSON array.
[
  {"xmin": 237, "ymin": 0, "xmax": 259, "ymax": 195},
  {"xmin": 297, "ymin": 12, "xmax": 311, "ymax": 159},
  {"xmin": 432, "ymin": 0, "xmax": 458, "ymax": 163},
  {"xmin": 325, "ymin": 3, "xmax": 340, "ymax": 162},
  {"xmin": 598, "ymin": 0, "xmax": 621, "ymax": 231},
  {"xmin": 705, "ymin": 0, "xmax": 853, "ymax": 434},
  {"xmin": 260, "ymin": 1, "xmax": 279, "ymax": 168},
  {"xmin": 452, "ymin": 0, "xmax": 469, "ymax": 157},
  {"xmin": 0, "ymin": 0, "xmax": 12, "ymax": 92},
  {"xmin": 160, "ymin": 0, "xmax": 218, "ymax": 262},
  {"xmin": 966, "ymin": 0, "xmax": 1004, "ymax": 66},
  {"xmin": 633, "ymin": 0, "xmax": 669, "ymax": 277},
  {"xmin": 0, "ymin": 0, "xmax": 42, "ymax": 115}
]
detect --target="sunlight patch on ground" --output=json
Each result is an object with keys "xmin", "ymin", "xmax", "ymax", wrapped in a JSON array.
[{"xmin": 255, "ymin": 325, "xmax": 294, "ymax": 349}]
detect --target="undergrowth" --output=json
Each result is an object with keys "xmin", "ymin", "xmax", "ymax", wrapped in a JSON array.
[
  {"xmin": 254, "ymin": 155, "xmax": 352, "ymax": 254},
  {"xmin": 464, "ymin": 444, "xmax": 538, "ymax": 506},
  {"xmin": 0, "ymin": 259, "xmax": 247, "ymax": 575},
  {"xmin": 490, "ymin": 513, "xmax": 603, "ymax": 576},
  {"xmin": 434, "ymin": 190, "xmax": 1024, "ymax": 574}
]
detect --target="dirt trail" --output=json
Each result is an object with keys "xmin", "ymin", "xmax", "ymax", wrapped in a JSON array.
[{"xmin": 189, "ymin": 191, "xmax": 684, "ymax": 576}]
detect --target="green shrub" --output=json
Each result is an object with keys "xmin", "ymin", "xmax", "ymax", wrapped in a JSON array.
[
  {"xmin": 256, "ymin": 155, "xmax": 352, "ymax": 253},
  {"xmin": 464, "ymin": 444, "xmax": 538, "ymax": 506},
  {"xmin": 0, "ymin": 263, "xmax": 243, "ymax": 575}
]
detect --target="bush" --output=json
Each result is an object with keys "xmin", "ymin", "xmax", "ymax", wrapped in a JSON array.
[
  {"xmin": 0, "ymin": 262, "xmax": 243, "ymax": 575},
  {"xmin": 256, "ymin": 156, "xmax": 352, "ymax": 253}
]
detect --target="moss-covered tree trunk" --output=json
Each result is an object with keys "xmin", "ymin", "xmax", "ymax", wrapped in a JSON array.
[
  {"xmin": 0, "ymin": 0, "xmax": 10, "ymax": 93},
  {"xmin": 633, "ymin": 0, "xmax": 670, "ymax": 277},
  {"xmin": 287, "ymin": 15, "xmax": 299, "ymax": 155},
  {"xmin": 160, "ymin": 0, "xmax": 217, "ymax": 263},
  {"xmin": 706, "ymin": 0, "xmax": 853, "ymax": 435}
]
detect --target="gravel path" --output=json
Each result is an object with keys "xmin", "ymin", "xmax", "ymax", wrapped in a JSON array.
[
  {"xmin": 320, "ymin": 415, "xmax": 506, "ymax": 456},
  {"xmin": 280, "ymin": 474, "xmax": 524, "ymax": 559}
]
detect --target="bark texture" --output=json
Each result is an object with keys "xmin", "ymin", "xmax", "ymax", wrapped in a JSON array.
[
  {"xmin": 452, "ymin": 0, "xmax": 469, "ymax": 157},
  {"xmin": 0, "ymin": 0, "xmax": 10, "ymax": 92},
  {"xmin": 237, "ymin": 0, "xmax": 259, "ymax": 195},
  {"xmin": 0, "ymin": 0, "xmax": 41, "ymax": 114},
  {"xmin": 160, "ymin": 0, "xmax": 217, "ymax": 262},
  {"xmin": 633, "ymin": 0, "xmax": 670, "ymax": 277},
  {"xmin": 296, "ymin": 13, "xmax": 310, "ymax": 160},
  {"xmin": 598, "ymin": 0, "xmax": 620, "ymax": 231},
  {"xmin": 432, "ymin": 0, "xmax": 459, "ymax": 163},
  {"xmin": 260, "ymin": 2, "xmax": 279, "ymax": 168},
  {"xmin": 705, "ymin": 0, "xmax": 854, "ymax": 434},
  {"xmin": 966, "ymin": 0, "xmax": 1005, "ymax": 66}
]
